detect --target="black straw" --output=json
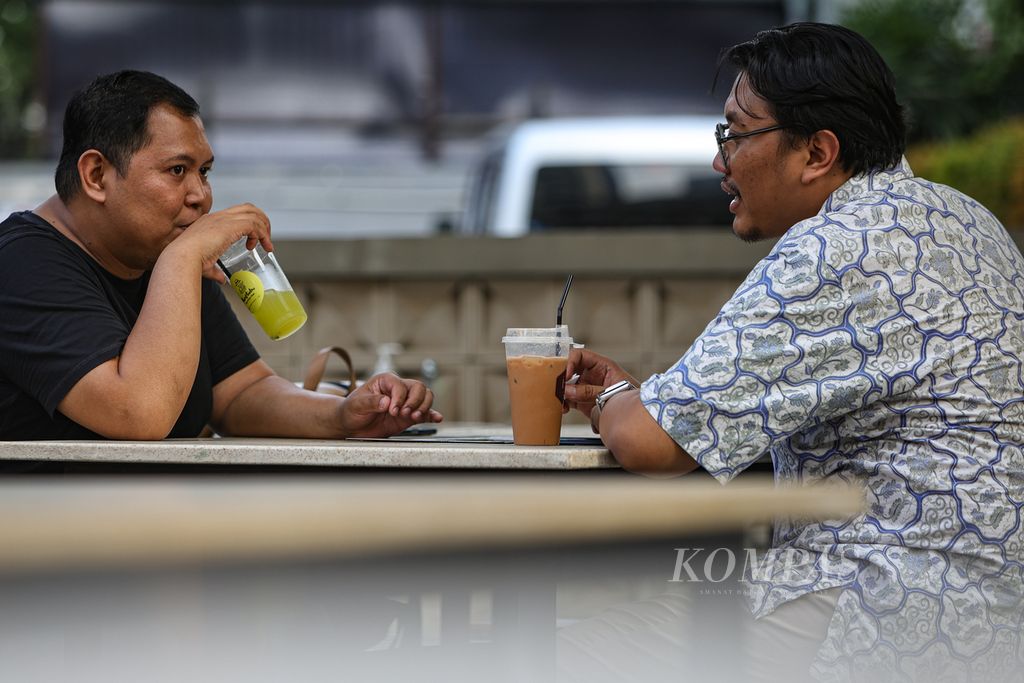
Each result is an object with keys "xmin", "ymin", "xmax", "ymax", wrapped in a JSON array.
[
  {"xmin": 556, "ymin": 274, "xmax": 574, "ymax": 329},
  {"xmin": 216, "ymin": 259, "xmax": 232, "ymax": 281}
]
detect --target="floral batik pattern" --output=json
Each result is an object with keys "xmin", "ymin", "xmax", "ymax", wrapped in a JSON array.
[{"xmin": 642, "ymin": 158, "xmax": 1024, "ymax": 679}]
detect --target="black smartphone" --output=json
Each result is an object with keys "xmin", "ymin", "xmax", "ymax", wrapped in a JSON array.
[{"xmin": 399, "ymin": 425, "xmax": 439, "ymax": 436}]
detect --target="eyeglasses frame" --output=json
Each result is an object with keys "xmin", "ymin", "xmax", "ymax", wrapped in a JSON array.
[{"xmin": 714, "ymin": 122, "xmax": 787, "ymax": 170}]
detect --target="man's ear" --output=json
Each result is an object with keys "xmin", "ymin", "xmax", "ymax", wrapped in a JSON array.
[
  {"xmin": 800, "ymin": 129, "xmax": 842, "ymax": 184},
  {"xmin": 77, "ymin": 149, "xmax": 110, "ymax": 203}
]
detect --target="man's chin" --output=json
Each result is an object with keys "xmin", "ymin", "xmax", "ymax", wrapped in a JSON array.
[{"xmin": 731, "ymin": 219, "xmax": 763, "ymax": 243}]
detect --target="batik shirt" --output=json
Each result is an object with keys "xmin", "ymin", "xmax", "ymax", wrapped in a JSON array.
[{"xmin": 642, "ymin": 158, "xmax": 1024, "ymax": 678}]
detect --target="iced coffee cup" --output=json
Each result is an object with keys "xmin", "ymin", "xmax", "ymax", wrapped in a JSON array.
[
  {"xmin": 219, "ymin": 238, "xmax": 307, "ymax": 340},
  {"xmin": 502, "ymin": 326, "xmax": 573, "ymax": 446}
]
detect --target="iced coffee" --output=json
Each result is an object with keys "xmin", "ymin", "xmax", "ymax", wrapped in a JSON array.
[{"xmin": 502, "ymin": 327, "xmax": 572, "ymax": 446}]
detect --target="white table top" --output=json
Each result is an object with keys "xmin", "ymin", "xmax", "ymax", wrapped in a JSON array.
[{"xmin": 0, "ymin": 424, "xmax": 619, "ymax": 470}]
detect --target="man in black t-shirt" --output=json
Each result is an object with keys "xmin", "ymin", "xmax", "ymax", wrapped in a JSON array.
[{"xmin": 0, "ymin": 70, "xmax": 442, "ymax": 442}]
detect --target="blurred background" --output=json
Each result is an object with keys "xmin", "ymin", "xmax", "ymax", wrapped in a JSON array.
[{"xmin": 0, "ymin": 0, "xmax": 1021, "ymax": 420}]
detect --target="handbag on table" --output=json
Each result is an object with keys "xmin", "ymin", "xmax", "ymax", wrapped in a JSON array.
[{"xmin": 302, "ymin": 345, "xmax": 358, "ymax": 397}]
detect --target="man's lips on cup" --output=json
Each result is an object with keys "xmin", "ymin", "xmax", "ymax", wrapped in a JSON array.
[{"xmin": 177, "ymin": 212, "xmax": 205, "ymax": 228}]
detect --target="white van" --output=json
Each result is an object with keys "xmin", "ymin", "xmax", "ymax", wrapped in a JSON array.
[{"xmin": 457, "ymin": 116, "xmax": 728, "ymax": 236}]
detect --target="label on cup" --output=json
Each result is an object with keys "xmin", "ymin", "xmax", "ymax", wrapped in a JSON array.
[{"xmin": 230, "ymin": 270, "xmax": 264, "ymax": 313}]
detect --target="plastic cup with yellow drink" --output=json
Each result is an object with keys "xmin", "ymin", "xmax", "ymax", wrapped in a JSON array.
[{"xmin": 217, "ymin": 238, "xmax": 307, "ymax": 340}]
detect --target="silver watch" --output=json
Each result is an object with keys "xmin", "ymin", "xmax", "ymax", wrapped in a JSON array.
[{"xmin": 595, "ymin": 379, "xmax": 638, "ymax": 410}]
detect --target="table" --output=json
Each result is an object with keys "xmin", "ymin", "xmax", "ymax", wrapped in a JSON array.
[
  {"xmin": 0, "ymin": 475, "xmax": 862, "ymax": 682},
  {"xmin": 0, "ymin": 424, "xmax": 619, "ymax": 471}
]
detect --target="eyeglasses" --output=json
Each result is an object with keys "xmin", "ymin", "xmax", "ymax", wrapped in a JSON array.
[{"xmin": 714, "ymin": 122, "xmax": 786, "ymax": 170}]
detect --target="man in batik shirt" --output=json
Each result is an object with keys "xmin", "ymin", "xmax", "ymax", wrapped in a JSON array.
[{"xmin": 563, "ymin": 22, "xmax": 1023, "ymax": 681}]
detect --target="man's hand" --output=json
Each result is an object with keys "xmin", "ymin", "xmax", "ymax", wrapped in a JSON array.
[
  {"xmin": 562, "ymin": 348, "xmax": 639, "ymax": 419},
  {"xmin": 213, "ymin": 362, "xmax": 443, "ymax": 440},
  {"xmin": 560, "ymin": 349, "xmax": 697, "ymax": 477},
  {"xmin": 338, "ymin": 373, "xmax": 443, "ymax": 438},
  {"xmin": 164, "ymin": 203, "xmax": 273, "ymax": 283}
]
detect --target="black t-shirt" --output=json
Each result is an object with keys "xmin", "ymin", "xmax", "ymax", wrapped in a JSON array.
[{"xmin": 0, "ymin": 211, "xmax": 260, "ymax": 441}]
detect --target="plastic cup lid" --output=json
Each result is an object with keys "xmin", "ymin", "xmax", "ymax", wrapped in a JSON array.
[
  {"xmin": 501, "ymin": 335, "xmax": 574, "ymax": 345},
  {"xmin": 502, "ymin": 326, "xmax": 571, "ymax": 344}
]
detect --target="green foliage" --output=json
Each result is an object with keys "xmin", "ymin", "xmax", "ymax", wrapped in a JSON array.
[
  {"xmin": 908, "ymin": 117, "xmax": 1024, "ymax": 228},
  {"xmin": 0, "ymin": 0, "xmax": 36, "ymax": 158},
  {"xmin": 843, "ymin": 0, "xmax": 1024, "ymax": 143}
]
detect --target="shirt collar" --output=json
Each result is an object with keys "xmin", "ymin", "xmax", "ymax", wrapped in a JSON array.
[
  {"xmin": 774, "ymin": 156, "xmax": 913, "ymax": 246},
  {"xmin": 820, "ymin": 155, "xmax": 914, "ymax": 215}
]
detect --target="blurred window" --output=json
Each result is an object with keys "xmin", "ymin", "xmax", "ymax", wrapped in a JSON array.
[{"xmin": 530, "ymin": 164, "xmax": 730, "ymax": 229}]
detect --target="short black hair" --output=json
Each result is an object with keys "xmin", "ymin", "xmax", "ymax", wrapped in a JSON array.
[
  {"xmin": 718, "ymin": 22, "xmax": 906, "ymax": 176},
  {"xmin": 55, "ymin": 70, "xmax": 200, "ymax": 202}
]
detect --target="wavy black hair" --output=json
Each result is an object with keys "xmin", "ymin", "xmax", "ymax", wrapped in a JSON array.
[
  {"xmin": 718, "ymin": 22, "xmax": 906, "ymax": 176},
  {"xmin": 55, "ymin": 70, "xmax": 200, "ymax": 202}
]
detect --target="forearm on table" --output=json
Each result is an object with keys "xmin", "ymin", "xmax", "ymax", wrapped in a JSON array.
[
  {"xmin": 216, "ymin": 374, "xmax": 346, "ymax": 438},
  {"xmin": 599, "ymin": 392, "xmax": 700, "ymax": 478}
]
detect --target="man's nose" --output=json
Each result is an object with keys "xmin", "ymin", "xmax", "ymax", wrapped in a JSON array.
[
  {"xmin": 185, "ymin": 172, "xmax": 210, "ymax": 208},
  {"xmin": 712, "ymin": 149, "xmax": 728, "ymax": 175}
]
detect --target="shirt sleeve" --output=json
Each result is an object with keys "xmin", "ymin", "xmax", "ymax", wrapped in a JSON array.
[
  {"xmin": 0, "ymin": 234, "xmax": 129, "ymax": 415},
  {"xmin": 641, "ymin": 224, "xmax": 904, "ymax": 484},
  {"xmin": 201, "ymin": 280, "xmax": 261, "ymax": 386}
]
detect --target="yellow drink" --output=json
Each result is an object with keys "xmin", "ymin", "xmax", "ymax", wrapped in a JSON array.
[{"xmin": 252, "ymin": 289, "xmax": 307, "ymax": 340}]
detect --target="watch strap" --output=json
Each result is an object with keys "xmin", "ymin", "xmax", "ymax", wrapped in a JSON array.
[{"xmin": 595, "ymin": 379, "xmax": 638, "ymax": 410}]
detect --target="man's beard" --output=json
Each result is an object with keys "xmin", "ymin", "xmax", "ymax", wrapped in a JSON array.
[{"xmin": 733, "ymin": 222, "xmax": 764, "ymax": 243}]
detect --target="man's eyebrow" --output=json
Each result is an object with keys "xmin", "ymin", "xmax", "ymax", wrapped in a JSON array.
[
  {"xmin": 725, "ymin": 104, "xmax": 768, "ymax": 127},
  {"xmin": 725, "ymin": 109, "xmax": 749, "ymax": 127},
  {"xmin": 161, "ymin": 153, "xmax": 215, "ymax": 166}
]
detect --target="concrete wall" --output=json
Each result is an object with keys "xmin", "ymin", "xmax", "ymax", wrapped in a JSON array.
[{"xmin": 224, "ymin": 230, "xmax": 775, "ymax": 423}]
